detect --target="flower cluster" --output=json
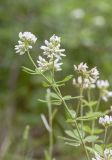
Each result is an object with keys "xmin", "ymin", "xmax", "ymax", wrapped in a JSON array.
[
  {"xmin": 99, "ymin": 115, "xmax": 112, "ymax": 127},
  {"xmin": 97, "ymin": 80, "xmax": 112, "ymax": 102},
  {"xmin": 92, "ymin": 149, "xmax": 112, "ymax": 160},
  {"xmin": 73, "ymin": 62, "xmax": 99, "ymax": 89},
  {"xmin": 37, "ymin": 34, "xmax": 65, "ymax": 72},
  {"xmin": 15, "ymin": 32, "xmax": 37, "ymax": 55}
]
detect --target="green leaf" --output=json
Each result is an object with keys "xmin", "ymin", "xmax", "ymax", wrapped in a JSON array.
[
  {"xmin": 38, "ymin": 99, "xmax": 48, "ymax": 103},
  {"xmin": 69, "ymin": 109, "xmax": 76, "ymax": 119},
  {"xmin": 57, "ymin": 75, "xmax": 73, "ymax": 84},
  {"xmin": 83, "ymin": 125, "xmax": 92, "ymax": 134},
  {"xmin": 23, "ymin": 125, "xmax": 30, "ymax": 140},
  {"xmin": 93, "ymin": 128, "xmax": 104, "ymax": 134},
  {"xmin": 84, "ymin": 135, "xmax": 99, "ymax": 143},
  {"xmin": 22, "ymin": 66, "xmax": 36, "ymax": 74},
  {"xmin": 82, "ymin": 99, "xmax": 98, "ymax": 108},
  {"xmin": 86, "ymin": 146, "xmax": 96, "ymax": 154},
  {"xmin": 65, "ymin": 142, "xmax": 80, "ymax": 147},
  {"xmin": 65, "ymin": 129, "xmax": 85, "ymax": 140},
  {"xmin": 77, "ymin": 112, "xmax": 104, "ymax": 121},
  {"xmin": 58, "ymin": 136, "xmax": 79, "ymax": 143},
  {"xmin": 38, "ymin": 99, "xmax": 61, "ymax": 106},
  {"xmin": 63, "ymin": 95, "xmax": 81, "ymax": 101},
  {"xmin": 41, "ymin": 114, "xmax": 51, "ymax": 132},
  {"xmin": 65, "ymin": 130, "xmax": 76, "ymax": 139},
  {"xmin": 43, "ymin": 81, "xmax": 50, "ymax": 87},
  {"xmin": 94, "ymin": 144, "xmax": 103, "ymax": 155},
  {"xmin": 50, "ymin": 92, "xmax": 60, "ymax": 100},
  {"xmin": 83, "ymin": 125, "xmax": 103, "ymax": 134},
  {"xmin": 62, "ymin": 75, "xmax": 73, "ymax": 82}
]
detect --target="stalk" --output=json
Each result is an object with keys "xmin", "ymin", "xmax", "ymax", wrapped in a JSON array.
[
  {"xmin": 46, "ymin": 89, "xmax": 53, "ymax": 159},
  {"xmin": 104, "ymin": 127, "xmax": 108, "ymax": 150},
  {"xmin": 92, "ymin": 95, "xmax": 101, "ymax": 135},
  {"xmin": 26, "ymin": 51, "xmax": 90, "ymax": 160}
]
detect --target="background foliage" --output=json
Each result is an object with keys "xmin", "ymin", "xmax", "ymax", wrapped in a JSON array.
[{"xmin": 0, "ymin": 0, "xmax": 112, "ymax": 159}]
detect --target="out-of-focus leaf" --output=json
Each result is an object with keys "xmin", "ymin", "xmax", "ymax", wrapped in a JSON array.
[
  {"xmin": 41, "ymin": 114, "xmax": 51, "ymax": 132},
  {"xmin": 84, "ymin": 135, "xmax": 99, "ymax": 143}
]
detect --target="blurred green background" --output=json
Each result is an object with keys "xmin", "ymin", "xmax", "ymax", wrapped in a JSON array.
[{"xmin": 0, "ymin": 0, "xmax": 112, "ymax": 159}]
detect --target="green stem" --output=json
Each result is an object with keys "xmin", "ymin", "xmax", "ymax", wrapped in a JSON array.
[
  {"xmin": 80, "ymin": 88, "xmax": 84, "ymax": 134},
  {"xmin": 27, "ymin": 50, "xmax": 51, "ymax": 83},
  {"xmin": 53, "ymin": 84, "xmax": 90, "ymax": 160},
  {"xmin": 76, "ymin": 88, "xmax": 83, "ymax": 115},
  {"xmin": 104, "ymin": 127, "xmax": 108, "ymax": 150},
  {"xmin": 47, "ymin": 90, "xmax": 53, "ymax": 159},
  {"xmin": 95, "ymin": 95, "xmax": 101, "ymax": 112},
  {"xmin": 27, "ymin": 50, "xmax": 37, "ymax": 69},
  {"xmin": 92, "ymin": 96, "xmax": 101, "ymax": 135},
  {"xmin": 26, "ymin": 51, "xmax": 90, "ymax": 160}
]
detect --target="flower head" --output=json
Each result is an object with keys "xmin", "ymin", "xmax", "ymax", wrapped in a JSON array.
[
  {"xmin": 99, "ymin": 115, "xmax": 112, "ymax": 127},
  {"xmin": 40, "ymin": 34, "xmax": 65, "ymax": 60},
  {"xmin": 74, "ymin": 62, "xmax": 88, "ymax": 73},
  {"xmin": 92, "ymin": 148, "xmax": 112, "ymax": 160},
  {"xmin": 92, "ymin": 152, "xmax": 102, "ymax": 160},
  {"xmin": 97, "ymin": 80, "xmax": 112, "ymax": 102},
  {"xmin": 37, "ymin": 34, "xmax": 65, "ymax": 72},
  {"xmin": 73, "ymin": 63, "xmax": 99, "ymax": 89},
  {"xmin": 15, "ymin": 32, "xmax": 37, "ymax": 55},
  {"xmin": 73, "ymin": 76, "xmax": 95, "ymax": 89},
  {"xmin": 97, "ymin": 80, "xmax": 109, "ymax": 89},
  {"xmin": 19, "ymin": 32, "xmax": 37, "ymax": 44},
  {"xmin": 37, "ymin": 56, "xmax": 63, "ymax": 72}
]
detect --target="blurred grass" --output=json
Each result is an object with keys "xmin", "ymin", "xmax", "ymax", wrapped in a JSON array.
[{"xmin": 0, "ymin": 0, "xmax": 112, "ymax": 159}]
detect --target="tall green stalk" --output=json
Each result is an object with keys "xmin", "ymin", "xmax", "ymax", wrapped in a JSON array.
[
  {"xmin": 46, "ymin": 89, "xmax": 53, "ymax": 159},
  {"xmin": 104, "ymin": 127, "xmax": 108, "ymax": 150},
  {"xmin": 26, "ymin": 51, "xmax": 90, "ymax": 160}
]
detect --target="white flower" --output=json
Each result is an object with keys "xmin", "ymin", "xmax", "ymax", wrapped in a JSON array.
[
  {"xmin": 90, "ymin": 67, "xmax": 99, "ymax": 82},
  {"xmin": 73, "ymin": 76, "xmax": 96, "ymax": 89},
  {"xmin": 92, "ymin": 149, "xmax": 112, "ymax": 160},
  {"xmin": 74, "ymin": 62, "xmax": 88, "ymax": 73},
  {"xmin": 37, "ymin": 34, "xmax": 65, "ymax": 72},
  {"xmin": 19, "ymin": 32, "xmax": 37, "ymax": 44},
  {"xmin": 97, "ymin": 80, "xmax": 109, "ymax": 89},
  {"xmin": 40, "ymin": 34, "xmax": 65, "ymax": 60},
  {"xmin": 102, "ymin": 90, "xmax": 112, "ymax": 102},
  {"xmin": 37, "ymin": 56, "xmax": 63, "ymax": 72},
  {"xmin": 97, "ymin": 80, "xmax": 112, "ymax": 102},
  {"xmin": 73, "ymin": 63, "xmax": 99, "ymax": 89},
  {"xmin": 92, "ymin": 153, "xmax": 102, "ymax": 160},
  {"xmin": 15, "ymin": 41, "xmax": 31, "ymax": 55},
  {"xmin": 104, "ymin": 149, "xmax": 112, "ymax": 159},
  {"xmin": 54, "ymin": 59, "xmax": 63, "ymax": 71},
  {"xmin": 15, "ymin": 32, "xmax": 37, "ymax": 55},
  {"xmin": 37, "ymin": 56, "xmax": 50, "ymax": 72},
  {"xmin": 99, "ymin": 115, "xmax": 112, "ymax": 126}
]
